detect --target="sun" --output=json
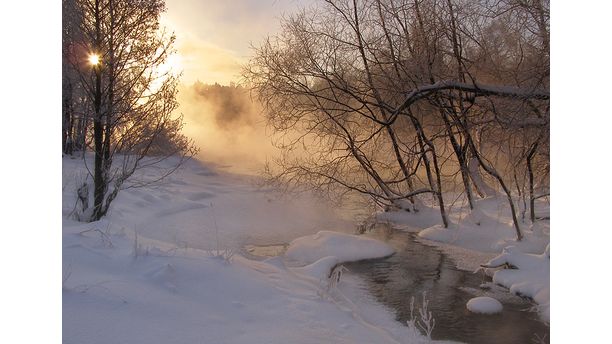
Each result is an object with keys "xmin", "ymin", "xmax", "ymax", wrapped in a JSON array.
[{"xmin": 88, "ymin": 53, "xmax": 100, "ymax": 66}]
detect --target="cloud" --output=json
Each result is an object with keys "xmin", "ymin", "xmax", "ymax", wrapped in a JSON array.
[{"xmin": 173, "ymin": 30, "xmax": 245, "ymax": 85}]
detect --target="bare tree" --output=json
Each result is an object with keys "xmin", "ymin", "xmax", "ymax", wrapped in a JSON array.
[
  {"xmin": 246, "ymin": 0, "xmax": 549, "ymax": 240},
  {"xmin": 68, "ymin": 0, "xmax": 197, "ymax": 221}
]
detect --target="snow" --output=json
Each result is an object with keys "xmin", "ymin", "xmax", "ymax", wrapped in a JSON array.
[
  {"xmin": 285, "ymin": 230, "xmax": 395, "ymax": 266},
  {"xmin": 65, "ymin": 227, "xmax": 414, "ymax": 344},
  {"xmin": 417, "ymin": 202, "xmax": 549, "ymax": 254},
  {"xmin": 62, "ymin": 155, "xmax": 429, "ymax": 344},
  {"xmin": 64, "ymin": 233, "xmax": 399, "ymax": 343},
  {"xmin": 466, "ymin": 297, "xmax": 503, "ymax": 314},
  {"xmin": 293, "ymin": 256, "xmax": 340, "ymax": 281},
  {"xmin": 376, "ymin": 205, "xmax": 441, "ymax": 230},
  {"xmin": 62, "ymin": 152, "xmax": 550, "ymax": 342},
  {"xmin": 63, "ymin": 154, "xmax": 354, "ymax": 252},
  {"xmin": 483, "ymin": 245, "xmax": 550, "ymax": 321}
]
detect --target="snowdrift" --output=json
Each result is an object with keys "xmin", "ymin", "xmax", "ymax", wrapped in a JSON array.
[{"xmin": 286, "ymin": 231, "xmax": 395, "ymax": 266}]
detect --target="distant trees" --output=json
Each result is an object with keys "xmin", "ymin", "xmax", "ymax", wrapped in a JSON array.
[
  {"xmin": 63, "ymin": 0, "xmax": 89, "ymax": 155},
  {"xmin": 62, "ymin": 0, "xmax": 196, "ymax": 221},
  {"xmin": 245, "ymin": 0, "xmax": 549, "ymax": 240},
  {"xmin": 190, "ymin": 82, "xmax": 257, "ymax": 128}
]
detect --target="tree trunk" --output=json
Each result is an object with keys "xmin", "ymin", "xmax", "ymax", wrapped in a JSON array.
[
  {"xmin": 527, "ymin": 139, "xmax": 540, "ymax": 223},
  {"xmin": 427, "ymin": 141, "xmax": 448, "ymax": 228},
  {"xmin": 440, "ymin": 109, "xmax": 475, "ymax": 209},
  {"xmin": 92, "ymin": 65, "xmax": 104, "ymax": 221},
  {"xmin": 469, "ymin": 141, "xmax": 522, "ymax": 240},
  {"xmin": 408, "ymin": 111, "xmax": 449, "ymax": 227},
  {"xmin": 62, "ymin": 79, "xmax": 74, "ymax": 155},
  {"xmin": 91, "ymin": 0, "xmax": 105, "ymax": 222},
  {"xmin": 468, "ymin": 156, "xmax": 496, "ymax": 197}
]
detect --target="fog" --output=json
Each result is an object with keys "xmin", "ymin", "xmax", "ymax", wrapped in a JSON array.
[{"xmin": 177, "ymin": 82, "xmax": 279, "ymax": 174}]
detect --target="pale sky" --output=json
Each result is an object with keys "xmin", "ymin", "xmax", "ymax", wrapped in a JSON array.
[{"xmin": 162, "ymin": 0, "xmax": 315, "ymax": 85}]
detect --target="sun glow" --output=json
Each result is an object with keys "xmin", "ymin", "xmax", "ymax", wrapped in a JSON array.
[
  {"xmin": 88, "ymin": 53, "xmax": 100, "ymax": 66},
  {"xmin": 160, "ymin": 53, "xmax": 183, "ymax": 76}
]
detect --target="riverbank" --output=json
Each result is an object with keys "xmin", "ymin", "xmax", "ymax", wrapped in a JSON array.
[{"xmin": 376, "ymin": 198, "xmax": 550, "ymax": 323}]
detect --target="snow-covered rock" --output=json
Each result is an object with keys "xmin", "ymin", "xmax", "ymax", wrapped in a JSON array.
[{"xmin": 466, "ymin": 296, "xmax": 503, "ymax": 314}]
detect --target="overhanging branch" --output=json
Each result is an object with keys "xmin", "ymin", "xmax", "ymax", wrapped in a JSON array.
[{"xmin": 382, "ymin": 80, "xmax": 549, "ymax": 125}]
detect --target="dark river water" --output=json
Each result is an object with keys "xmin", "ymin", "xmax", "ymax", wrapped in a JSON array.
[{"xmin": 344, "ymin": 227, "xmax": 549, "ymax": 344}]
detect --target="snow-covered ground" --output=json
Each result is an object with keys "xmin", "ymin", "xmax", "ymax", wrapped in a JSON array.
[
  {"xmin": 62, "ymin": 153, "xmax": 549, "ymax": 343},
  {"xmin": 63, "ymin": 155, "xmax": 354, "ymax": 250},
  {"xmin": 62, "ymin": 155, "xmax": 440, "ymax": 344}
]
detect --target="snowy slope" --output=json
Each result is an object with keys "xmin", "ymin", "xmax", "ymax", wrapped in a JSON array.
[{"xmin": 63, "ymin": 154, "xmax": 353, "ymax": 250}]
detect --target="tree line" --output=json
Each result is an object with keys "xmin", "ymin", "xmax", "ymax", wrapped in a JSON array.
[{"xmin": 245, "ymin": 0, "xmax": 549, "ymax": 240}]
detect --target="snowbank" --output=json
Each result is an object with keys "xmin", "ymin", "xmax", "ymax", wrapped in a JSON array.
[
  {"xmin": 292, "ymin": 256, "xmax": 341, "ymax": 280},
  {"xmin": 375, "ymin": 204, "xmax": 441, "ymax": 230},
  {"xmin": 417, "ymin": 205, "xmax": 548, "ymax": 254},
  {"xmin": 483, "ymin": 245, "xmax": 550, "ymax": 321},
  {"xmin": 285, "ymin": 231, "xmax": 395, "ymax": 266},
  {"xmin": 466, "ymin": 297, "xmax": 503, "ymax": 314},
  {"xmin": 372, "ymin": 197, "xmax": 548, "ymax": 256}
]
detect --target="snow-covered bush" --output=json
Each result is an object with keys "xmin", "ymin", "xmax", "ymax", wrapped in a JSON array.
[{"xmin": 208, "ymin": 247, "xmax": 236, "ymax": 263}]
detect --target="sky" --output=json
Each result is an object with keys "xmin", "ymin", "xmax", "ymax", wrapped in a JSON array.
[
  {"xmin": 159, "ymin": 0, "xmax": 315, "ymax": 172},
  {"xmin": 162, "ymin": 0, "xmax": 315, "ymax": 85}
]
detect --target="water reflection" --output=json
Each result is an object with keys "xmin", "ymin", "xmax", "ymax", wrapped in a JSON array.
[{"xmin": 345, "ymin": 227, "xmax": 549, "ymax": 344}]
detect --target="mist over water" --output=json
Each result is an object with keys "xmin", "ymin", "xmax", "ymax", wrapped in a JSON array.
[{"xmin": 177, "ymin": 82, "xmax": 278, "ymax": 175}]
